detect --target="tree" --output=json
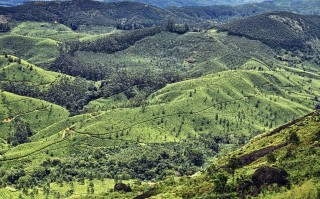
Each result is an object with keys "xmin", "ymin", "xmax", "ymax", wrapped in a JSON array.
[
  {"xmin": 7, "ymin": 119, "xmax": 32, "ymax": 146},
  {"xmin": 288, "ymin": 131, "xmax": 300, "ymax": 144},
  {"xmin": 87, "ymin": 181, "xmax": 94, "ymax": 194},
  {"xmin": 186, "ymin": 149, "xmax": 204, "ymax": 166},
  {"xmin": 313, "ymin": 128, "xmax": 320, "ymax": 141},
  {"xmin": 213, "ymin": 172, "xmax": 228, "ymax": 194},
  {"xmin": 266, "ymin": 153, "xmax": 276, "ymax": 163},
  {"xmin": 315, "ymin": 103, "xmax": 320, "ymax": 110},
  {"xmin": 227, "ymin": 156, "xmax": 241, "ymax": 186},
  {"xmin": 165, "ymin": 19, "xmax": 175, "ymax": 32}
]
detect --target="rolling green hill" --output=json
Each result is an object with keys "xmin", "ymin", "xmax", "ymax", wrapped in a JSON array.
[
  {"xmin": 0, "ymin": 67, "xmax": 320, "ymax": 198},
  {"xmin": 53, "ymin": 29, "xmax": 279, "ymax": 80},
  {"xmin": 0, "ymin": 34, "xmax": 58, "ymax": 66}
]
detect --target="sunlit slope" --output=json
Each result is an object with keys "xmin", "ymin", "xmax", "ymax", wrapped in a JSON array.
[
  {"xmin": 152, "ymin": 111, "xmax": 320, "ymax": 198},
  {"xmin": 0, "ymin": 90, "xmax": 69, "ymax": 150},
  {"xmin": 2, "ymin": 69, "xmax": 319, "ymax": 162},
  {"xmin": 0, "ymin": 55, "xmax": 62, "ymax": 86},
  {"xmin": 72, "ymin": 30, "xmax": 280, "ymax": 79},
  {"xmin": 0, "ymin": 55, "xmax": 70, "ymax": 146}
]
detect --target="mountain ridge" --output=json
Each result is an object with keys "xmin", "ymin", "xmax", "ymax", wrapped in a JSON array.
[{"xmin": 0, "ymin": 0, "xmax": 265, "ymax": 7}]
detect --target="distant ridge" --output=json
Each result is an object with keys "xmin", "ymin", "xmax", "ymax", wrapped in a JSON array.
[
  {"xmin": 0, "ymin": 0, "xmax": 266, "ymax": 7},
  {"xmin": 218, "ymin": 11, "xmax": 320, "ymax": 50}
]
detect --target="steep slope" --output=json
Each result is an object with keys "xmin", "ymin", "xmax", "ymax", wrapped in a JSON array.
[
  {"xmin": 0, "ymin": 90, "xmax": 69, "ymax": 147},
  {"xmin": 0, "ymin": 54, "xmax": 96, "ymax": 114},
  {"xmin": 152, "ymin": 111, "xmax": 320, "ymax": 198}
]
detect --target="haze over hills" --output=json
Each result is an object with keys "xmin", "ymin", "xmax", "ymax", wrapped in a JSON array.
[
  {"xmin": 103, "ymin": 0, "xmax": 265, "ymax": 7},
  {"xmin": 0, "ymin": 0, "xmax": 265, "ymax": 7},
  {"xmin": 1, "ymin": 0, "xmax": 320, "ymax": 13},
  {"xmin": 0, "ymin": 0, "xmax": 279, "ymax": 32},
  {"xmin": 1, "ymin": 0, "xmax": 320, "ymax": 198}
]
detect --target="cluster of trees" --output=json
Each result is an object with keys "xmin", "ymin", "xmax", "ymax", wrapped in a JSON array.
[
  {"xmin": 0, "ymin": 21, "xmax": 9, "ymax": 32},
  {"xmin": 6, "ymin": 118, "xmax": 32, "ymax": 146},
  {"xmin": 62, "ymin": 27, "xmax": 163, "ymax": 55},
  {"xmin": 99, "ymin": 69, "xmax": 182, "ymax": 104},
  {"xmin": 2, "ymin": 76, "xmax": 97, "ymax": 115},
  {"xmin": 165, "ymin": 19, "xmax": 189, "ymax": 34},
  {"xmin": 1, "ymin": 65, "xmax": 182, "ymax": 114},
  {"xmin": 0, "ymin": 133, "xmax": 226, "ymax": 191}
]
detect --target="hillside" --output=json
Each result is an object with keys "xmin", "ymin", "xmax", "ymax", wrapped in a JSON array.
[
  {"xmin": 0, "ymin": 1, "xmax": 177, "ymax": 30},
  {"xmin": 167, "ymin": 2, "xmax": 277, "ymax": 22},
  {"xmin": 1, "ymin": 0, "xmax": 319, "ymax": 34},
  {"xmin": 151, "ymin": 111, "xmax": 320, "ymax": 198},
  {"xmin": 219, "ymin": 11, "xmax": 320, "ymax": 51},
  {"xmin": 104, "ymin": 0, "xmax": 265, "ymax": 7}
]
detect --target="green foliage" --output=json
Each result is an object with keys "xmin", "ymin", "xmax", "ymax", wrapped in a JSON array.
[
  {"xmin": 288, "ymin": 131, "xmax": 300, "ymax": 144},
  {"xmin": 266, "ymin": 152, "xmax": 277, "ymax": 163},
  {"xmin": 213, "ymin": 172, "xmax": 228, "ymax": 193},
  {"xmin": 313, "ymin": 127, "xmax": 320, "ymax": 141},
  {"xmin": 6, "ymin": 118, "xmax": 32, "ymax": 146}
]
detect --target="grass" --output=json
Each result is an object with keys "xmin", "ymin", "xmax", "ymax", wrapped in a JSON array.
[
  {"xmin": 0, "ymin": 178, "xmax": 143, "ymax": 199},
  {"xmin": 0, "ymin": 90, "xmax": 69, "ymax": 138},
  {"xmin": 11, "ymin": 22, "xmax": 88, "ymax": 42},
  {"xmin": 0, "ymin": 55, "xmax": 69, "ymax": 146},
  {"xmin": 0, "ymin": 33, "xmax": 58, "ymax": 66},
  {"xmin": 70, "ymin": 30, "xmax": 280, "ymax": 79},
  {"xmin": 0, "ymin": 21, "xmax": 118, "ymax": 66},
  {"xmin": 0, "ymin": 55, "xmax": 62, "ymax": 86}
]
